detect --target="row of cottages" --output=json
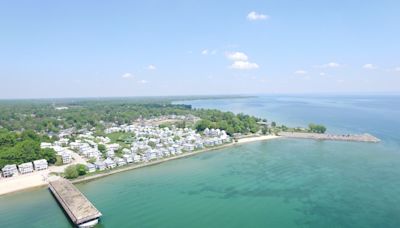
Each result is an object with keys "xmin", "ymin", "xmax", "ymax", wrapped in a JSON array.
[{"xmin": 1, "ymin": 159, "xmax": 48, "ymax": 178}]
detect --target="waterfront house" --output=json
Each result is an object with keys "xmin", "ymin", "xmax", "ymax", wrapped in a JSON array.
[
  {"xmin": 116, "ymin": 158, "xmax": 126, "ymax": 166},
  {"xmin": 33, "ymin": 159, "xmax": 48, "ymax": 171},
  {"xmin": 123, "ymin": 154, "xmax": 133, "ymax": 163},
  {"xmin": 2, "ymin": 164, "xmax": 18, "ymax": 177},
  {"xmin": 132, "ymin": 154, "xmax": 141, "ymax": 162},
  {"xmin": 94, "ymin": 160, "xmax": 106, "ymax": 171},
  {"xmin": 18, "ymin": 162, "xmax": 34, "ymax": 174},
  {"xmin": 86, "ymin": 163, "xmax": 96, "ymax": 173},
  {"xmin": 104, "ymin": 158, "xmax": 116, "ymax": 169}
]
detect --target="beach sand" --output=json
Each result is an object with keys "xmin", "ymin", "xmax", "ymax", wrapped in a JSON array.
[{"xmin": 0, "ymin": 135, "xmax": 280, "ymax": 196}]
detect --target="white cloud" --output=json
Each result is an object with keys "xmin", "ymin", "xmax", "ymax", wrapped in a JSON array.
[
  {"xmin": 138, "ymin": 79, "xmax": 148, "ymax": 84},
  {"xmin": 121, "ymin": 73, "xmax": 133, "ymax": 79},
  {"xmin": 201, "ymin": 49, "xmax": 209, "ymax": 55},
  {"xmin": 226, "ymin": 51, "xmax": 259, "ymax": 70},
  {"xmin": 247, "ymin": 11, "xmax": 269, "ymax": 21},
  {"xmin": 395, "ymin": 67, "xmax": 400, "ymax": 72},
  {"xmin": 226, "ymin": 52, "xmax": 248, "ymax": 61},
  {"xmin": 363, "ymin": 64, "xmax": 377, "ymax": 70},
  {"xmin": 147, "ymin": 65, "xmax": 156, "ymax": 70},
  {"xmin": 294, "ymin": 70, "xmax": 307, "ymax": 75},
  {"xmin": 319, "ymin": 72, "xmax": 326, "ymax": 76},
  {"xmin": 202, "ymin": 49, "xmax": 217, "ymax": 55},
  {"xmin": 230, "ymin": 61, "xmax": 259, "ymax": 70},
  {"xmin": 317, "ymin": 62, "xmax": 342, "ymax": 68}
]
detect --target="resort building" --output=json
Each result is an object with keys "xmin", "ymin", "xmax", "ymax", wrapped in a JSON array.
[
  {"xmin": 2, "ymin": 164, "xmax": 18, "ymax": 178},
  {"xmin": 33, "ymin": 159, "xmax": 48, "ymax": 171},
  {"xmin": 18, "ymin": 162, "xmax": 34, "ymax": 174}
]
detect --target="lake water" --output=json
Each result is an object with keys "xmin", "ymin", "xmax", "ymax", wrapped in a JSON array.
[{"xmin": 1, "ymin": 95, "xmax": 400, "ymax": 228}]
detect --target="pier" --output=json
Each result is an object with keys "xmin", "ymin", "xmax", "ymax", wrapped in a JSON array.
[
  {"xmin": 49, "ymin": 178, "xmax": 102, "ymax": 227},
  {"xmin": 279, "ymin": 132, "xmax": 380, "ymax": 143}
]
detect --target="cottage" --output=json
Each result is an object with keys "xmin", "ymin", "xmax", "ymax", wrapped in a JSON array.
[
  {"xmin": 33, "ymin": 159, "xmax": 48, "ymax": 171},
  {"xmin": 2, "ymin": 164, "xmax": 18, "ymax": 177},
  {"xmin": 183, "ymin": 143, "xmax": 195, "ymax": 151},
  {"xmin": 116, "ymin": 158, "xmax": 126, "ymax": 166},
  {"xmin": 104, "ymin": 158, "xmax": 116, "ymax": 169},
  {"xmin": 18, "ymin": 162, "xmax": 34, "ymax": 174},
  {"xmin": 123, "ymin": 154, "xmax": 133, "ymax": 163},
  {"xmin": 40, "ymin": 142, "xmax": 52, "ymax": 149},
  {"xmin": 86, "ymin": 163, "xmax": 96, "ymax": 173},
  {"xmin": 132, "ymin": 154, "xmax": 141, "ymax": 162},
  {"xmin": 61, "ymin": 152, "xmax": 72, "ymax": 164},
  {"xmin": 94, "ymin": 161, "xmax": 106, "ymax": 171}
]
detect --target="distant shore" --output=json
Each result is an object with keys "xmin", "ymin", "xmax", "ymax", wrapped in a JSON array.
[{"xmin": 0, "ymin": 135, "xmax": 280, "ymax": 196}]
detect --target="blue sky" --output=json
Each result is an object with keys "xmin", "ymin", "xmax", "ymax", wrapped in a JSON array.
[{"xmin": 1, "ymin": 0, "xmax": 399, "ymax": 98}]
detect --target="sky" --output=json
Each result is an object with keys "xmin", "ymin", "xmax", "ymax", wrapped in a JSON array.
[{"xmin": 0, "ymin": 0, "xmax": 400, "ymax": 99}]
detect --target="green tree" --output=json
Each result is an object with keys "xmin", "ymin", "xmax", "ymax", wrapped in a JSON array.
[{"xmin": 64, "ymin": 165, "xmax": 79, "ymax": 179}]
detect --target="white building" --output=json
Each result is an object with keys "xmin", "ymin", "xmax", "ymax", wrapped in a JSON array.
[
  {"xmin": 86, "ymin": 163, "xmax": 96, "ymax": 173},
  {"xmin": 94, "ymin": 161, "xmax": 106, "ymax": 171},
  {"xmin": 18, "ymin": 162, "xmax": 34, "ymax": 174},
  {"xmin": 116, "ymin": 158, "xmax": 126, "ymax": 166},
  {"xmin": 40, "ymin": 142, "xmax": 52, "ymax": 149},
  {"xmin": 61, "ymin": 152, "xmax": 72, "ymax": 164},
  {"xmin": 104, "ymin": 158, "xmax": 116, "ymax": 169},
  {"xmin": 33, "ymin": 159, "xmax": 48, "ymax": 171},
  {"xmin": 2, "ymin": 164, "xmax": 18, "ymax": 177},
  {"xmin": 123, "ymin": 154, "xmax": 133, "ymax": 163}
]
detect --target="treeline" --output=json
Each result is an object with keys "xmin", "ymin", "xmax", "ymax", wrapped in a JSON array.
[
  {"xmin": 0, "ymin": 130, "xmax": 56, "ymax": 169},
  {"xmin": 0, "ymin": 100, "xmax": 262, "ymax": 136},
  {"xmin": 0, "ymin": 100, "xmax": 192, "ymax": 133},
  {"xmin": 194, "ymin": 109, "xmax": 260, "ymax": 136}
]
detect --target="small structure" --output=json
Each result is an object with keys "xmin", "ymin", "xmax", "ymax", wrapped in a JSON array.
[
  {"xmin": 104, "ymin": 158, "xmax": 116, "ymax": 169},
  {"xmin": 2, "ymin": 164, "xmax": 18, "ymax": 178},
  {"xmin": 33, "ymin": 159, "xmax": 48, "ymax": 171},
  {"xmin": 18, "ymin": 162, "xmax": 34, "ymax": 174},
  {"xmin": 61, "ymin": 152, "xmax": 72, "ymax": 164},
  {"xmin": 115, "ymin": 158, "xmax": 126, "ymax": 166},
  {"xmin": 94, "ymin": 161, "xmax": 106, "ymax": 171},
  {"xmin": 86, "ymin": 163, "xmax": 96, "ymax": 173},
  {"xmin": 123, "ymin": 154, "xmax": 133, "ymax": 163}
]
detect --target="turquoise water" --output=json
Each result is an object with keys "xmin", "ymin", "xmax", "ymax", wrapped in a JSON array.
[{"xmin": 1, "ymin": 95, "xmax": 400, "ymax": 227}]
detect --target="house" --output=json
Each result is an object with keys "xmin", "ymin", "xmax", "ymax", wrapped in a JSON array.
[
  {"xmin": 123, "ymin": 154, "xmax": 133, "ymax": 163},
  {"xmin": 86, "ymin": 163, "xmax": 96, "ymax": 173},
  {"xmin": 132, "ymin": 154, "xmax": 141, "ymax": 162},
  {"xmin": 104, "ymin": 158, "xmax": 116, "ymax": 169},
  {"xmin": 33, "ymin": 159, "xmax": 48, "ymax": 171},
  {"xmin": 61, "ymin": 152, "xmax": 72, "ymax": 164},
  {"xmin": 18, "ymin": 162, "xmax": 34, "ymax": 174},
  {"xmin": 40, "ymin": 142, "xmax": 52, "ymax": 149},
  {"xmin": 2, "ymin": 164, "xmax": 18, "ymax": 177},
  {"xmin": 94, "ymin": 160, "xmax": 106, "ymax": 171},
  {"xmin": 116, "ymin": 158, "xmax": 126, "ymax": 166},
  {"xmin": 106, "ymin": 150, "xmax": 115, "ymax": 158},
  {"xmin": 183, "ymin": 143, "xmax": 195, "ymax": 151},
  {"xmin": 106, "ymin": 143, "xmax": 120, "ymax": 151}
]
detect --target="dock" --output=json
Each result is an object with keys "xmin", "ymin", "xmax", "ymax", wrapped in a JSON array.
[
  {"xmin": 279, "ymin": 132, "xmax": 380, "ymax": 143},
  {"xmin": 49, "ymin": 178, "xmax": 102, "ymax": 227}
]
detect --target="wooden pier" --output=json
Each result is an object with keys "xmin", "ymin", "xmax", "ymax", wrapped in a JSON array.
[{"xmin": 49, "ymin": 178, "xmax": 102, "ymax": 227}]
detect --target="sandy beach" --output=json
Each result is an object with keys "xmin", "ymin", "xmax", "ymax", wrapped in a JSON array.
[{"xmin": 0, "ymin": 135, "xmax": 280, "ymax": 196}]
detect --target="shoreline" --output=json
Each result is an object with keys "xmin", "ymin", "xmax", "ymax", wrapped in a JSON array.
[{"xmin": 0, "ymin": 135, "xmax": 280, "ymax": 196}]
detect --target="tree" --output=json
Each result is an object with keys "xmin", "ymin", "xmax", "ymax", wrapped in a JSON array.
[
  {"xmin": 76, "ymin": 164, "xmax": 87, "ymax": 176},
  {"xmin": 64, "ymin": 165, "xmax": 79, "ymax": 179},
  {"xmin": 308, "ymin": 123, "xmax": 327, "ymax": 133}
]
